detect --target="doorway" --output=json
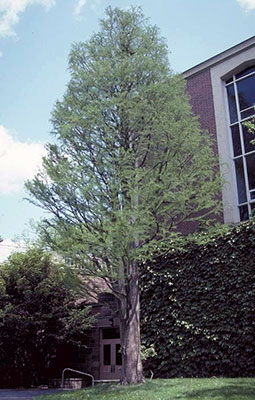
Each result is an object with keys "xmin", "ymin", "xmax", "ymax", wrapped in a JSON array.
[{"xmin": 100, "ymin": 328, "xmax": 122, "ymax": 380}]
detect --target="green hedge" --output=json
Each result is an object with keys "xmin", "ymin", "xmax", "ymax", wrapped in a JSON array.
[{"xmin": 140, "ymin": 220, "xmax": 255, "ymax": 377}]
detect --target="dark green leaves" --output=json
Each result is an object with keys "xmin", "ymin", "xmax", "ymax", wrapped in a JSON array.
[
  {"xmin": 0, "ymin": 248, "xmax": 93, "ymax": 388},
  {"xmin": 141, "ymin": 220, "xmax": 255, "ymax": 378}
]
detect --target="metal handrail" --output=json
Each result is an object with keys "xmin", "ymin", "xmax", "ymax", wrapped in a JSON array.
[{"xmin": 61, "ymin": 367, "xmax": 94, "ymax": 388}]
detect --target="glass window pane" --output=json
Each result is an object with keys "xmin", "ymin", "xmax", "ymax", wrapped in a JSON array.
[
  {"xmin": 242, "ymin": 123, "xmax": 255, "ymax": 153},
  {"xmin": 226, "ymin": 77, "xmax": 233, "ymax": 84},
  {"xmin": 246, "ymin": 153, "xmax": 255, "ymax": 190},
  {"xmin": 116, "ymin": 344, "xmax": 122, "ymax": 365},
  {"xmin": 227, "ymin": 84, "xmax": 238, "ymax": 123},
  {"xmin": 102, "ymin": 328, "xmax": 120, "ymax": 339},
  {"xmin": 231, "ymin": 124, "xmax": 242, "ymax": 156},
  {"xmin": 250, "ymin": 191, "xmax": 255, "ymax": 200},
  {"xmin": 236, "ymin": 66, "xmax": 255, "ymax": 80},
  {"xmin": 237, "ymin": 75, "xmax": 255, "ymax": 111},
  {"xmin": 239, "ymin": 204, "xmax": 249, "ymax": 221},
  {"xmin": 104, "ymin": 344, "xmax": 111, "ymax": 365},
  {"xmin": 235, "ymin": 158, "xmax": 247, "ymax": 203},
  {"xmin": 241, "ymin": 107, "xmax": 255, "ymax": 120},
  {"xmin": 251, "ymin": 202, "xmax": 255, "ymax": 216}
]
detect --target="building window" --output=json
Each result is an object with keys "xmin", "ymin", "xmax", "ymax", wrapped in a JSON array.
[{"xmin": 226, "ymin": 65, "xmax": 255, "ymax": 221}]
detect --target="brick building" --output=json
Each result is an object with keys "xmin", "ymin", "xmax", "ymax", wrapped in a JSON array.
[{"xmin": 184, "ymin": 36, "xmax": 255, "ymax": 224}]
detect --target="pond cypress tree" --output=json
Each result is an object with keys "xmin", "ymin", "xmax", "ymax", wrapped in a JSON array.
[{"xmin": 26, "ymin": 7, "xmax": 221, "ymax": 384}]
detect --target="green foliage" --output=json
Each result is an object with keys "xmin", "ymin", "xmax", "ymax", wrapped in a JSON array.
[
  {"xmin": 25, "ymin": 6, "xmax": 221, "ymax": 277},
  {"xmin": 245, "ymin": 117, "xmax": 255, "ymax": 145},
  {"xmin": 140, "ymin": 220, "xmax": 255, "ymax": 377},
  {"xmin": 141, "ymin": 344, "xmax": 157, "ymax": 361},
  {"xmin": 0, "ymin": 248, "xmax": 93, "ymax": 388}
]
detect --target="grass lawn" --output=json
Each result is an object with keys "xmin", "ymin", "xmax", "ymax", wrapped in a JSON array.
[{"xmin": 38, "ymin": 378, "xmax": 255, "ymax": 400}]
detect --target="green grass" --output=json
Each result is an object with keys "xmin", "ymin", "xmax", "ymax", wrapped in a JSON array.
[{"xmin": 38, "ymin": 378, "xmax": 255, "ymax": 400}]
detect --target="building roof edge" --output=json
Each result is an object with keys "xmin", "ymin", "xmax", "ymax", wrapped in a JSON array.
[{"xmin": 183, "ymin": 36, "xmax": 255, "ymax": 78}]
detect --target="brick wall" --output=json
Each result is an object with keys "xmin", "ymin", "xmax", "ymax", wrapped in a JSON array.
[
  {"xmin": 179, "ymin": 68, "xmax": 224, "ymax": 234},
  {"xmin": 186, "ymin": 69, "xmax": 217, "ymax": 140}
]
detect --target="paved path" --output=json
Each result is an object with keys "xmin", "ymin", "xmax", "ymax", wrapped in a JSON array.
[{"xmin": 0, "ymin": 389, "xmax": 64, "ymax": 400}]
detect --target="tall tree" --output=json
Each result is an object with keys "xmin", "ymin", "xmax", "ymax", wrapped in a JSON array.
[{"xmin": 26, "ymin": 7, "xmax": 221, "ymax": 384}]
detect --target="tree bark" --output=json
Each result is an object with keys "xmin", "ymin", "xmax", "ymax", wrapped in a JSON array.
[{"xmin": 118, "ymin": 260, "xmax": 145, "ymax": 384}]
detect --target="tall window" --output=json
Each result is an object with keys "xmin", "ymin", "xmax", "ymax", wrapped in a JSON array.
[{"xmin": 226, "ymin": 65, "xmax": 255, "ymax": 221}]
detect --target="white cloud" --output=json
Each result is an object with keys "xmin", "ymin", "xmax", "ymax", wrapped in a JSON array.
[
  {"xmin": 73, "ymin": 0, "xmax": 87, "ymax": 19},
  {"xmin": 237, "ymin": 0, "xmax": 255, "ymax": 10},
  {"xmin": 0, "ymin": 0, "xmax": 56, "ymax": 37},
  {"xmin": 0, "ymin": 239, "xmax": 27, "ymax": 263},
  {"xmin": 0, "ymin": 126, "xmax": 46, "ymax": 194}
]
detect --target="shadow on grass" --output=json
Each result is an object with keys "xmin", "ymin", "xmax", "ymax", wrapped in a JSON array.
[
  {"xmin": 172, "ymin": 382, "xmax": 255, "ymax": 399},
  {"xmin": 88, "ymin": 380, "xmax": 175, "ymax": 393},
  {"xmin": 38, "ymin": 380, "xmax": 178, "ymax": 399}
]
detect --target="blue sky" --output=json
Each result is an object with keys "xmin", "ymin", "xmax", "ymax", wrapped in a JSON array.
[{"xmin": 0, "ymin": 0, "xmax": 255, "ymax": 260}]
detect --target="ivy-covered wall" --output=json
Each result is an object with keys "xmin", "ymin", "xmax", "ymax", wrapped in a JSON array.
[{"xmin": 140, "ymin": 220, "xmax": 255, "ymax": 377}]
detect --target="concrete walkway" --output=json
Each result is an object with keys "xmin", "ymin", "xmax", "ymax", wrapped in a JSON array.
[{"xmin": 0, "ymin": 389, "xmax": 64, "ymax": 400}]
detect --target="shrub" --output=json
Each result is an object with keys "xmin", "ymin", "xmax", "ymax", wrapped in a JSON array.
[
  {"xmin": 141, "ymin": 220, "xmax": 255, "ymax": 377},
  {"xmin": 0, "ymin": 248, "xmax": 93, "ymax": 388}
]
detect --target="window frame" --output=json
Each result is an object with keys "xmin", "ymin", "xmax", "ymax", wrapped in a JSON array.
[{"xmin": 225, "ymin": 67, "xmax": 255, "ymax": 220}]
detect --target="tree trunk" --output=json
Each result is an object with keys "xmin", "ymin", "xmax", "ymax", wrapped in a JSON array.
[{"xmin": 119, "ymin": 261, "xmax": 145, "ymax": 384}]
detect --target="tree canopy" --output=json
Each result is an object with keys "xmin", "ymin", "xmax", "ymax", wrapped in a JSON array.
[
  {"xmin": 26, "ymin": 6, "xmax": 221, "ymax": 383},
  {"xmin": 0, "ymin": 248, "xmax": 93, "ymax": 388}
]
